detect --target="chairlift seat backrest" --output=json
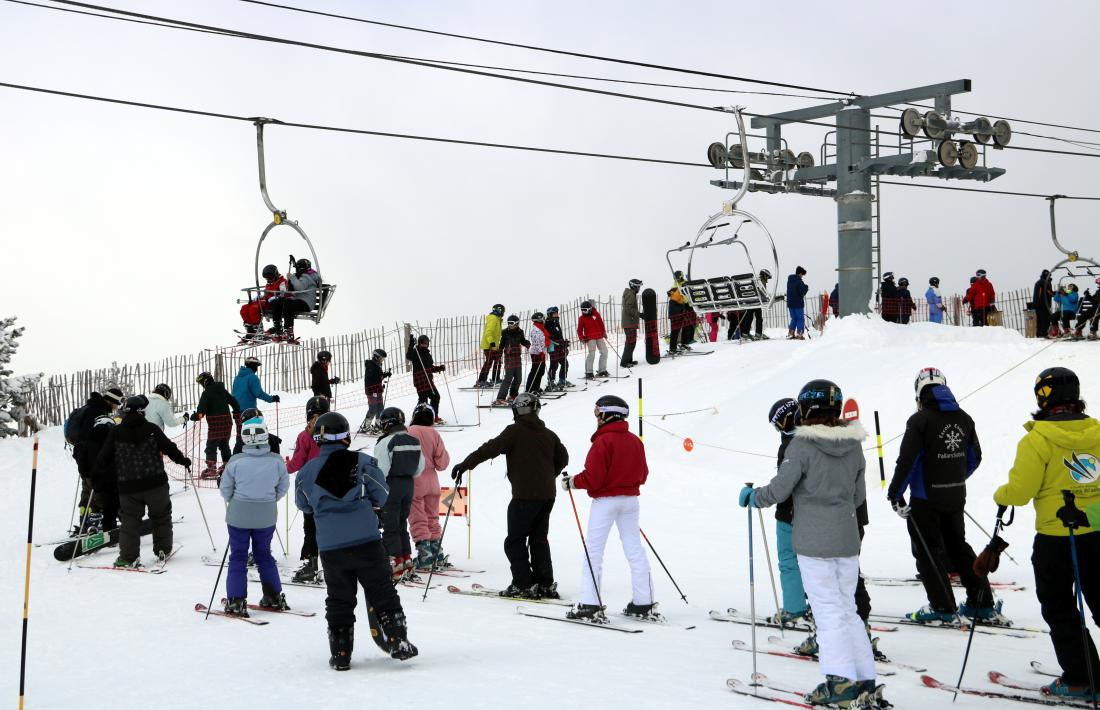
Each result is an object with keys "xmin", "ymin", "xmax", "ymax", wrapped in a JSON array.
[{"xmin": 680, "ymin": 273, "xmax": 767, "ymax": 313}]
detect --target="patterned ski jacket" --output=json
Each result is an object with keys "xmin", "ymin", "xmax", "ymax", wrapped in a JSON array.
[
  {"xmin": 97, "ymin": 412, "xmax": 189, "ymax": 494},
  {"xmin": 296, "ymin": 444, "xmax": 389, "ymax": 552}
]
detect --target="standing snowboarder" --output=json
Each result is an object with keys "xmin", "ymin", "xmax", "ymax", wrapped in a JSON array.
[
  {"xmin": 310, "ymin": 350, "xmax": 340, "ymax": 399},
  {"xmin": 451, "ymin": 393, "xmax": 568, "ymax": 598},
  {"xmin": 577, "ymin": 301, "xmax": 610, "ymax": 378},
  {"xmin": 407, "ymin": 403, "xmax": 452, "ymax": 570},
  {"xmin": 72, "ymin": 388, "xmax": 124, "ymax": 531},
  {"xmin": 786, "ymin": 266, "xmax": 809, "ymax": 339},
  {"xmin": 360, "ymin": 349, "xmax": 390, "ymax": 434},
  {"xmin": 561, "ymin": 395, "xmax": 656, "ymax": 621},
  {"xmin": 374, "ymin": 407, "xmax": 426, "ymax": 581},
  {"xmin": 545, "ymin": 306, "xmax": 572, "ymax": 391},
  {"xmin": 296, "ymin": 411, "xmax": 418, "ymax": 670},
  {"xmin": 493, "ymin": 315, "xmax": 529, "ymax": 406},
  {"xmin": 288, "ymin": 396, "xmax": 329, "ymax": 583},
  {"xmin": 475, "ymin": 304, "xmax": 505, "ymax": 388},
  {"xmin": 926, "ymin": 277, "xmax": 945, "ymax": 324},
  {"xmin": 407, "ymin": 334, "xmax": 445, "ymax": 423},
  {"xmin": 621, "ymin": 279, "xmax": 642, "ymax": 366}
]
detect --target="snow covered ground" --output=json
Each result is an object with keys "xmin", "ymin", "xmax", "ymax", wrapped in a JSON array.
[{"xmin": 1, "ymin": 316, "xmax": 1096, "ymax": 709}]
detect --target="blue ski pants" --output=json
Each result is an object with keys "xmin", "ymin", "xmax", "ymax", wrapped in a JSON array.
[
  {"xmin": 226, "ymin": 524, "xmax": 281, "ymax": 600},
  {"xmin": 777, "ymin": 521, "xmax": 807, "ymax": 615}
]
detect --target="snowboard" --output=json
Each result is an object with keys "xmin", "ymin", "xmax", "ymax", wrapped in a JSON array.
[
  {"xmin": 54, "ymin": 518, "xmax": 155, "ymax": 561},
  {"xmin": 642, "ymin": 288, "xmax": 660, "ymax": 365}
]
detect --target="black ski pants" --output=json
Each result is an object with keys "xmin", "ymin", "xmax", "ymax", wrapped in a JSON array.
[
  {"xmin": 505, "ymin": 498, "xmax": 555, "ymax": 588},
  {"xmin": 300, "ymin": 512, "xmax": 318, "ymax": 559},
  {"xmin": 1034, "ymin": 532, "xmax": 1100, "ymax": 686},
  {"xmin": 525, "ymin": 355, "xmax": 546, "ymax": 393},
  {"xmin": 621, "ymin": 327, "xmax": 638, "ymax": 365},
  {"xmin": 496, "ymin": 367, "xmax": 521, "ymax": 401},
  {"xmin": 270, "ymin": 297, "xmax": 311, "ymax": 330},
  {"xmin": 971, "ymin": 308, "xmax": 989, "ymax": 327},
  {"xmin": 381, "ymin": 477, "xmax": 414, "ymax": 558},
  {"xmin": 477, "ymin": 349, "xmax": 501, "ymax": 383},
  {"xmin": 1036, "ymin": 304, "xmax": 1052, "ymax": 337},
  {"xmin": 204, "ymin": 437, "xmax": 231, "ymax": 466},
  {"xmin": 320, "ymin": 540, "xmax": 403, "ymax": 627},
  {"xmin": 92, "ymin": 484, "xmax": 120, "ymax": 532},
  {"xmin": 118, "ymin": 483, "xmax": 172, "ymax": 562},
  {"xmin": 855, "ymin": 524, "xmax": 870, "ymax": 621},
  {"xmin": 548, "ymin": 355, "xmax": 569, "ymax": 383},
  {"xmin": 907, "ymin": 499, "xmax": 992, "ymax": 612},
  {"xmin": 739, "ymin": 308, "xmax": 763, "ymax": 337}
]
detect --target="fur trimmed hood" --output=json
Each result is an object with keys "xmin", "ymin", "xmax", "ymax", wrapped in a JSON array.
[{"xmin": 793, "ymin": 421, "xmax": 868, "ymax": 456}]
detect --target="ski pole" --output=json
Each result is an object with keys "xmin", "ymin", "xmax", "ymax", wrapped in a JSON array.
[
  {"xmin": 1063, "ymin": 490, "xmax": 1099, "ymax": 710},
  {"xmin": 332, "ymin": 382, "xmax": 338, "ymax": 409},
  {"xmin": 204, "ymin": 541, "xmax": 230, "ymax": 620},
  {"xmin": 66, "ymin": 471, "xmax": 81, "ymax": 537},
  {"xmin": 873, "ymin": 411, "xmax": 886, "ymax": 489},
  {"xmin": 908, "ymin": 509, "xmax": 956, "ymax": 612},
  {"xmin": 954, "ymin": 554, "xmax": 994, "ymax": 702},
  {"xmin": 422, "ymin": 485, "xmax": 461, "ymax": 601},
  {"xmin": 273, "ymin": 524, "xmax": 287, "ymax": 557},
  {"xmin": 67, "ymin": 489, "xmax": 96, "ymax": 573},
  {"xmin": 564, "ymin": 472, "xmax": 603, "ymax": 610},
  {"xmin": 963, "ymin": 509, "xmax": 1019, "ymax": 565},
  {"xmin": 19, "ymin": 437, "xmax": 40, "ymax": 710},
  {"xmin": 745, "ymin": 480, "xmax": 758, "ymax": 692},
  {"xmin": 639, "ymin": 527, "xmax": 688, "ymax": 605},
  {"xmin": 756, "ymin": 507, "xmax": 783, "ymax": 638},
  {"xmin": 187, "ymin": 465, "xmax": 217, "ymax": 552}
]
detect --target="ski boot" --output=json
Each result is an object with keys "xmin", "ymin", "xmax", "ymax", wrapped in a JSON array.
[
  {"xmin": 595, "ymin": 370, "xmax": 611, "ymax": 378},
  {"xmin": 905, "ymin": 604, "xmax": 958, "ymax": 624},
  {"xmin": 1089, "ymin": 331, "xmax": 1099, "ymax": 341},
  {"xmin": 223, "ymin": 597, "xmax": 249, "ymax": 618},
  {"xmin": 787, "ymin": 328, "xmax": 796, "ymax": 339},
  {"xmin": 259, "ymin": 584, "xmax": 290, "ymax": 611},
  {"xmin": 758, "ymin": 333, "xmax": 770, "ymax": 340},
  {"xmin": 566, "ymin": 604, "xmax": 608, "ymax": 623},
  {"xmin": 376, "ymin": 610, "xmax": 418, "ymax": 661},
  {"xmin": 328, "ymin": 625, "xmax": 353, "ymax": 670},
  {"xmin": 534, "ymin": 582, "xmax": 560, "ymax": 600},
  {"xmin": 584, "ymin": 373, "xmax": 595, "ymax": 381},
  {"xmin": 474, "ymin": 380, "xmax": 494, "ymax": 389},
  {"xmin": 544, "ymin": 382, "xmax": 560, "ymax": 393},
  {"xmin": 491, "ymin": 399, "xmax": 510, "ymax": 407},
  {"xmin": 804, "ymin": 675, "xmax": 862, "ymax": 706},
  {"xmin": 1074, "ymin": 327, "xmax": 1085, "ymax": 340},
  {"xmin": 428, "ymin": 540, "xmax": 451, "ymax": 568},
  {"xmin": 869, "ymin": 635, "xmax": 889, "ymax": 663},
  {"xmin": 768, "ymin": 608, "xmax": 809, "ymax": 626},
  {"xmin": 83, "ymin": 512, "xmax": 104, "ymax": 534},
  {"xmin": 499, "ymin": 583, "xmax": 537, "ymax": 599},
  {"xmin": 389, "ymin": 556, "xmax": 404, "ymax": 583},
  {"xmin": 1043, "ymin": 678, "xmax": 1100, "ymax": 702},
  {"xmin": 958, "ymin": 599, "xmax": 1010, "ymax": 626},
  {"xmin": 292, "ymin": 556, "xmax": 321, "ymax": 584},
  {"xmin": 793, "ymin": 633, "xmax": 819, "ymax": 657},
  {"xmin": 113, "ymin": 556, "xmax": 141, "ymax": 569},
  {"xmin": 623, "ymin": 602, "xmax": 665, "ymax": 622},
  {"xmin": 560, "ymin": 379, "xmax": 574, "ymax": 389},
  {"xmin": 199, "ymin": 460, "xmax": 219, "ymax": 480},
  {"xmin": 400, "ymin": 555, "xmax": 420, "ymax": 583},
  {"xmin": 850, "ymin": 683, "xmax": 892, "ymax": 709},
  {"xmin": 414, "ymin": 540, "xmax": 434, "ymax": 570}
]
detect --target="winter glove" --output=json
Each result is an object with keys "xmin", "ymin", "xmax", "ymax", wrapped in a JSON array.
[
  {"xmin": 1057, "ymin": 504, "xmax": 1089, "ymax": 529},
  {"xmin": 560, "ymin": 474, "xmax": 577, "ymax": 491},
  {"xmin": 182, "ymin": 457, "xmax": 192, "ymax": 471},
  {"xmin": 451, "ymin": 465, "xmax": 465, "ymax": 485},
  {"xmin": 190, "ymin": 412, "xmax": 202, "ymax": 421},
  {"xmin": 489, "ymin": 342, "xmax": 496, "ymax": 349},
  {"xmin": 329, "ymin": 377, "xmax": 341, "ymax": 385},
  {"xmin": 973, "ymin": 533, "xmax": 1010, "ymax": 577},
  {"xmin": 383, "ymin": 371, "xmax": 392, "ymax": 379},
  {"xmin": 271, "ymin": 395, "xmax": 281, "ymax": 403},
  {"xmin": 737, "ymin": 485, "xmax": 756, "ymax": 508},
  {"xmin": 890, "ymin": 497, "xmax": 911, "ymax": 519}
]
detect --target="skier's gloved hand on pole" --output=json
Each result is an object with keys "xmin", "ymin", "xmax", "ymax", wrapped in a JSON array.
[
  {"xmin": 383, "ymin": 371, "xmax": 392, "ymax": 379},
  {"xmin": 182, "ymin": 457, "xmax": 192, "ymax": 471},
  {"xmin": 451, "ymin": 465, "xmax": 465, "ymax": 485},
  {"xmin": 1058, "ymin": 490, "xmax": 1090, "ymax": 529},
  {"xmin": 737, "ymin": 485, "xmax": 756, "ymax": 508},
  {"xmin": 890, "ymin": 497, "xmax": 911, "ymax": 519},
  {"xmin": 330, "ymin": 377, "xmax": 341, "ymax": 385},
  {"xmin": 271, "ymin": 395, "xmax": 281, "ymax": 403},
  {"xmin": 560, "ymin": 473, "xmax": 577, "ymax": 491}
]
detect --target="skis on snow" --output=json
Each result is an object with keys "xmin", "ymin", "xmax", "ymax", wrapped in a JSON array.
[
  {"xmin": 921, "ymin": 673, "xmax": 1093, "ymax": 708},
  {"xmin": 514, "ymin": 606, "xmax": 643, "ymax": 633},
  {"xmin": 219, "ymin": 598, "xmax": 315, "ymax": 617},
  {"xmin": 861, "ymin": 575, "xmax": 1025, "ymax": 592},
  {"xmin": 194, "ymin": 602, "xmax": 270, "ymax": 625},
  {"xmin": 709, "ymin": 608, "xmax": 898, "ymax": 633},
  {"xmin": 731, "ymin": 640, "xmax": 896, "ymax": 676},
  {"xmin": 77, "ymin": 545, "xmax": 181, "ymax": 574},
  {"xmin": 446, "ymin": 583, "xmax": 572, "ymax": 606}
]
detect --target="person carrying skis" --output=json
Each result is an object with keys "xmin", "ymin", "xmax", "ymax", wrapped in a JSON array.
[
  {"xmin": 239, "ymin": 264, "xmax": 287, "ymax": 342},
  {"xmin": 373, "ymin": 407, "xmax": 426, "ymax": 582},
  {"xmin": 740, "ymin": 380, "xmax": 882, "ymax": 707},
  {"xmin": 407, "ymin": 334, "xmax": 445, "ymax": 423},
  {"xmin": 578, "ymin": 300, "xmax": 610, "ymax": 377},
  {"xmin": 896, "ymin": 278, "xmax": 917, "ymax": 324},
  {"xmin": 525, "ymin": 311, "xmax": 550, "ymax": 394},
  {"xmin": 561, "ymin": 394, "xmax": 656, "ymax": 621},
  {"xmin": 288, "ymin": 396, "xmax": 329, "ymax": 583},
  {"xmin": 493, "ymin": 315, "xmax": 529, "ymax": 407},
  {"xmin": 475, "ymin": 304, "xmax": 505, "ymax": 389},
  {"xmin": 786, "ymin": 266, "xmax": 809, "ymax": 339},
  {"xmin": 621, "ymin": 279, "xmax": 642, "ymax": 366},
  {"xmin": 967, "ymin": 269, "xmax": 996, "ymax": 326},
  {"xmin": 295, "ymin": 411, "xmax": 418, "ymax": 670},
  {"xmin": 887, "ymin": 368, "xmax": 1000, "ymax": 625},
  {"xmin": 232, "ymin": 356, "xmax": 279, "ymax": 413},
  {"xmin": 452, "ymin": 392, "xmax": 568, "ymax": 598},
  {"xmin": 878, "ymin": 272, "xmax": 898, "ymax": 323},
  {"xmin": 310, "ymin": 350, "xmax": 340, "ymax": 399},
  {"xmin": 739, "ymin": 269, "xmax": 772, "ymax": 340},
  {"xmin": 766, "ymin": 398, "xmax": 808, "ymax": 626},
  {"xmin": 97, "ymin": 396, "xmax": 190, "ymax": 568},
  {"xmin": 360, "ymin": 349, "xmax": 391, "ymax": 434},
  {"xmin": 1034, "ymin": 269, "xmax": 1055, "ymax": 338},
  {"xmin": 994, "ymin": 367, "xmax": 1100, "ymax": 701},
  {"xmin": 545, "ymin": 306, "xmax": 572, "ymax": 391},
  {"xmin": 1053, "ymin": 283, "xmax": 1081, "ymax": 336},
  {"xmin": 193, "ymin": 371, "xmax": 242, "ymax": 479},
  {"xmin": 269, "ymin": 257, "xmax": 322, "ymax": 342},
  {"xmin": 407, "ymin": 402, "xmax": 452, "ymax": 570},
  {"xmin": 219, "ymin": 419, "xmax": 289, "ymax": 617},
  {"xmin": 925, "ymin": 277, "xmax": 945, "ymax": 324}
]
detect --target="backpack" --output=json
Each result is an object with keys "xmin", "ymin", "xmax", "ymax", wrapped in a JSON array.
[{"xmin": 64, "ymin": 405, "xmax": 90, "ymax": 446}]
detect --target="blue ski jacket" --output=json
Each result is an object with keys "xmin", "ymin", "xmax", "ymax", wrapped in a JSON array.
[
  {"xmin": 295, "ymin": 444, "xmax": 389, "ymax": 552},
  {"xmin": 786, "ymin": 274, "xmax": 808, "ymax": 309},
  {"xmin": 232, "ymin": 365, "xmax": 274, "ymax": 412}
]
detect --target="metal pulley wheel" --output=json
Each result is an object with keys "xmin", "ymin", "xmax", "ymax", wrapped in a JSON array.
[
  {"xmin": 957, "ymin": 141, "xmax": 979, "ymax": 169},
  {"xmin": 923, "ymin": 111, "xmax": 947, "ymax": 140},
  {"xmin": 992, "ymin": 120, "xmax": 1012, "ymax": 147},
  {"xmin": 729, "ymin": 144, "xmax": 746, "ymax": 169},
  {"xmin": 971, "ymin": 117, "xmax": 993, "ymax": 144},
  {"xmin": 796, "ymin": 151, "xmax": 815, "ymax": 168},
  {"xmin": 707, "ymin": 142, "xmax": 729, "ymax": 169},
  {"xmin": 778, "ymin": 149, "xmax": 797, "ymax": 167},
  {"xmin": 900, "ymin": 108, "xmax": 923, "ymax": 138},
  {"xmin": 937, "ymin": 140, "xmax": 958, "ymax": 167}
]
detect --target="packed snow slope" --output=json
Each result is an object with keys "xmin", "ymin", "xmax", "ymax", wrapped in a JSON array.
[{"xmin": 1, "ymin": 316, "xmax": 1096, "ymax": 709}]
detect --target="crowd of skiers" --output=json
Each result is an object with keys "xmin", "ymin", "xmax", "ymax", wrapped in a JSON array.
[{"xmin": 1033, "ymin": 269, "xmax": 1100, "ymax": 339}]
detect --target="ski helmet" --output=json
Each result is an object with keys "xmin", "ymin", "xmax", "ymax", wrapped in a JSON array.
[
  {"xmin": 531, "ymin": 311, "xmax": 545, "ymax": 323},
  {"xmin": 378, "ymin": 407, "xmax": 405, "ymax": 432},
  {"xmin": 241, "ymin": 420, "xmax": 270, "ymax": 447},
  {"xmin": 882, "ymin": 272, "xmax": 895, "ymax": 281},
  {"xmin": 491, "ymin": 304, "xmax": 505, "ymax": 316},
  {"xmin": 795, "ymin": 266, "xmax": 807, "ymax": 276},
  {"xmin": 759, "ymin": 269, "xmax": 772, "ymax": 281},
  {"xmin": 121, "ymin": 396, "xmax": 147, "ymax": 414},
  {"xmin": 970, "ymin": 276, "xmax": 977, "ymax": 284},
  {"xmin": 305, "ymin": 396, "xmax": 330, "ymax": 419},
  {"xmin": 1034, "ymin": 367, "xmax": 1080, "ymax": 410},
  {"xmin": 767, "ymin": 398, "xmax": 800, "ymax": 433},
  {"xmin": 93, "ymin": 414, "xmax": 117, "ymax": 429},
  {"xmin": 153, "ymin": 383, "xmax": 172, "ymax": 400},
  {"xmin": 914, "ymin": 367, "xmax": 947, "ymax": 398},
  {"xmin": 929, "ymin": 277, "xmax": 940, "ymax": 287},
  {"xmin": 103, "ymin": 387, "xmax": 125, "ymax": 406},
  {"xmin": 241, "ymin": 407, "xmax": 264, "ymax": 423},
  {"xmin": 244, "ymin": 356, "xmax": 261, "ymax": 370},
  {"xmin": 262, "ymin": 264, "xmax": 280, "ymax": 280},
  {"xmin": 411, "ymin": 402, "xmax": 435, "ymax": 425},
  {"xmin": 372, "ymin": 348, "xmax": 387, "ymax": 360},
  {"xmin": 417, "ymin": 334, "xmax": 430, "ymax": 345},
  {"xmin": 313, "ymin": 412, "xmax": 351, "ymax": 444},
  {"xmin": 546, "ymin": 306, "xmax": 560, "ymax": 316},
  {"xmin": 580, "ymin": 300, "xmax": 593, "ymax": 314},
  {"xmin": 976, "ymin": 269, "xmax": 987, "ymax": 277},
  {"xmin": 796, "ymin": 379, "xmax": 843, "ymax": 419},
  {"xmin": 295, "ymin": 257, "xmax": 312, "ymax": 272},
  {"xmin": 195, "ymin": 372, "xmax": 214, "ymax": 387},
  {"xmin": 317, "ymin": 350, "xmax": 332, "ymax": 362},
  {"xmin": 506, "ymin": 314, "xmax": 520, "ymax": 325},
  {"xmin": 898, "ymin": 277, "xmax": 909, "ymax": 288},
  {"xmin": 628, "ymin": 278, "xmax": 643, "ymax": 289},
  {"xmin": 595, "ymin": 394, "xmax": 629, "ymax": 424},
  {"xmin": 511, "ymin": 392, "xmax": 541, "ymax": 418}
]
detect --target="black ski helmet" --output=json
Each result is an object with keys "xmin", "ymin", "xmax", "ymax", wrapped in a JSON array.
[
  {"xmin": 241, "ymin": 407, "xmax": 264, "ymax": 423},
  {"xmin": 244, "ymin": 356, "xmax": 261, "ymax": 370},
  {"xmin": 417, "ymin": 334, "xmax": 430, "ymax": 345},
  {"xmin": 121, "ymin": 396, "xmax": 147, "ymax": 414},
  {"xmin": 153, "ymin": 383, "xmax": 172, "ymax": 400},
  {"xmin": 797, "ymin": 379, "xmax": 843, "ymax": 419},
  {"xmin": 313, "ymin": 411, "xmax": 351, "ymax": 444},
  {"xmin": 506, "ymin": 314, "xmax": 520, "ymax": 325},
  {"xmin": 929, "ymin": 277, "xmax": 940, "ymax": 287},
  {"xmin": 295, "ymin": 257, "xmax": 312, "ymax": 272},
  {"xmin": 262, "ymin": 264, "xmax": 280, "ymax": 280},
  {"xmin": 580, "ymin": 300, "xmax": 593, "ymax": 313},
  {"xmin": 317, "ymin": 350, "xmax": 332, "ymax": 362},
  {"xmin": 1034, "ymin": 367, "xmax": 1080, "ymax": 410},
  {"xmin": 491, "ymin": 304, "xmax": 505, "ymax": 316},
  {"xmin": 546, "ymin": 306, "xmax": 560, "ymax": 316},
  {"xmin": 767, "ymin": 398, "xmax": 800, "ymax": 433},
  {"xmin": 628, "ymin": 278, "xmax": 643, "ymax": 290},
  {"xmin": 306, "ymin": 396, "xmax": 330, "ymax": 419},
  {"xmin": 378, "ymin": 406, "xmax": 406, "ymax": 432},
  {"xmin": 531, "ymin": 311, "xmax": 545, "ymax": 323},
  {"xmin": 511, "ymin": 392, "xmax": 541, "ymax": 418},
  {"xmin": 976, "ymin": 269, "xmax": 987, "ymax": 278},
  {"xmin": 882, "ymin": 272, "xmax": 895, "ymax": 281},
  {"xmin": 898, "ymin": 277, "xmax": 910, "ymax": 288},
  {"xmin": 195, "ymin": 372, "xmax": 214, "ymax": 387},
  {"xmin": 795, "ymin": 266, "xmax": 807, "ymax": 276},
  {"xmin": 595, "ymin": 394, "xmax": 629, "ymax": 424},
  {"xmin": 759, "ymin": 269, "xmax": 772, "ymax": 281},
  {"xmin": 372, "ymin": 348, "xmax": 387, "ymax": 360},
  {"xmin": 411, "ymin": 402, "xmax": 436, "ymax": 425}
]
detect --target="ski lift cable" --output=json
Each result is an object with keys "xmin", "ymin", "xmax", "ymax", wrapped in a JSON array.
[{"xmin": 879, "ymin": 180, "xmax": 1100, "ymax": 201}]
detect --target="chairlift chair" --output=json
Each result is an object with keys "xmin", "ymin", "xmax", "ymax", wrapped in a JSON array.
[
  {"xmin": 1047, "ymin": 195, "xmax": 1100, "ymax": 289},
  {"xmin": 666, "ymin": 107, "xmax": 779, "ymax": 314},
  {"xmin": 241, "ymin": 119, "xmax": 336, "ymax": 324}
]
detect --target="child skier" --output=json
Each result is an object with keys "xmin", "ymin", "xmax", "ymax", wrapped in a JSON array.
[
  {"xmin": 545, "ymin": 306, "xmax": 572, "ymax": 391},
  {"xmin": 232, "ymin": 356, "xmax": 278, "ymax": 413},
  {"xmin": 896, "ymin": 278, "xmax": 916, "ymax": 324},
  {"xmin": 926, "ymin": 277, "xmax": 945, "ymax": 324},
  {"xmin": 493, "ymin": 315, "xmax": 529, "ymax": 406},
  {"xmin": 360, "ymin": 349, "xmax": 391, "ymax": 434},
  {"xmin": 526, "ymin": 311, "xmax": 550, "ymax": 394},
  {"xmin": 766, "ymin": 398, "xmax": 808, "ymax": 625},
  {"xmin": 295, "ymin": 411, "xmax": 418, "ymax": 670},
  {"xmin": 407, "ymin": 334, "xmax": 445, "ymax": 423},
  {"xmin": 310, "ymin": 350, "xmax": 340, "ymax": 399},
  {"xmin": 406, "ymin": 403, "xmax": 452, "ymax": 570},
  {"xmin": 452, "ymin": 393, "xmax": 568, "ymax": 598},
  {"xmin": 145, "ymin": 384, "xmax": 185, "ymax": 431},
  {"xmin": 239, "ymin": 264, "xmax": 287, "ymax": 342},
  {"xmin": 475, "ymin": 304, "xmax": 505, "ymax": 388},
  {"xmin": 1072, "ymin": 284, "xmax": 1100, "ymax": 339},
  {"xmin": 374, "ymin": 407, "xmax": 426, "ymax": 581},
  {"xmin": 741, "ymin": 380, "xmax": 884, "ymax": 708},
  {"xmin": 577, "ymin": 301, "xmax": 610, "ymax": 378},
  {"xmin": 232, "ymin": 406, "xmax": 283, "ymax": 456},
  {"xmin": 1053, "ymin": 283, "xmax": 1081, "ymax": 336},
  {"xmin": 192, "ymin": 372, "xmax": 241, "ymax": 479},
  {"xmin": 561, "ymin": 394, "xmax": 655, "ymax": 621},
  {"xmin": 219, "ymin": 419, "xmax": 290, "ymax": 616},
  {"xmin": 993, "ymin": 367, "xmax": 1100, "ymax": 701},
  {"xmin": 288, "ymin": 395, "xmax": 330, "ymax": 583}
]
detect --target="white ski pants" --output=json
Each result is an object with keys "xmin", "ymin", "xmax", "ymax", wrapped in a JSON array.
[
  {"xmin": 585, "ymin": 338, "xmax": 609, "ymax": 375},
  {"xmin": 797, "ymin": 554, "xmax": 875, "ymax": 682},
  {"xmin": 579, "ymin": 496, "xmax": 652, "ymax": 606}
]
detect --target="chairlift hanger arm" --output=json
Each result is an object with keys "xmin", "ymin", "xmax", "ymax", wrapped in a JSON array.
[
  {"xmin": 252, "ymin": 118, "xmax": 287, "ymax": 219},
  {"xmin": 1046, "ymin": 194, "xmax": 1078, "ymax": 259}
]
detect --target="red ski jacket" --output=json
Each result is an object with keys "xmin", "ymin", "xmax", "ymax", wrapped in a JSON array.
[
  {"xmin": 572, "ymin": 420, "xmax": 649, "ymax": 498},
  {"xmin": 577, "ymin": 309, "xmax": 607, "ymax": 342},
  {"xmin": 968, "ymin": 278, "xmax": 995, "ymax": 309}
]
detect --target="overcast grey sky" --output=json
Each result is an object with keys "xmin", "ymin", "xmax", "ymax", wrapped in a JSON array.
[{"xmin": 3, "ymin": 0, "xmax": 1098, "ymax": 374}]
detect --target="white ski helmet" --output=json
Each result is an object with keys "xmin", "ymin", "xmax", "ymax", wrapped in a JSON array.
[
  {"xmin": 241, "ymin": 420, "xmax": 270, "ymax": 447},
  {"xmin": 914, "ymin": 367, "xmax": 947, "ymax": 398}
]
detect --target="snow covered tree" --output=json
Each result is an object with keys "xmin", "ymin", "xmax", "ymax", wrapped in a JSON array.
[{"xmin": 0, "ymin": 317, "xmax": 43, "ymax": 438}]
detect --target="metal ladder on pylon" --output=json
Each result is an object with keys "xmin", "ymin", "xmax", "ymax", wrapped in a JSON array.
[{"xmin": 870, "ymin": 126, "xmax": 883, "ymax": 309}]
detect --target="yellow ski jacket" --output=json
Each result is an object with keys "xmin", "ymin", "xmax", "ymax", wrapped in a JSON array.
[{"xmin": 480, "ymin": 313, "xmax": 502, "ymax": 351}]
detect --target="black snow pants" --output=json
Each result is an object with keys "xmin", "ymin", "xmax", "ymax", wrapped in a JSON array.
[
  {"xmin": 320, "ymin": 540, "xmax": 403, "ymax": 627},
  {"xmin": 1034, "ymin": 532, "xmax": 1100, "ymax": 686},
  {"xmin": 381, "ymin": 476, "xmax": 414, "ymax": 558},
  {"xmin": 505, "ymin": 499, "xmax": 555, "ymax": 588},
  {"xmin": 907, "ymin": 499, "xmax": 992, "ymax": 612}
]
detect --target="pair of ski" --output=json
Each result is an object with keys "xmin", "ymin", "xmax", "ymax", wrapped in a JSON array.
[
  {"xmin": 922, "ymin": 671, "xmax": 1098, "ymax": 708},
  {"xmin": 862, "ymin": 575, "xmax": 1025, "ymax": 592},
  {"xmin": 727, "ymin": 676, "xmax": 889, "ymax": 709},
  {"xmin": 708, "ymin": 609, "xmax": 898, "ymax": 634},
  {"xmin": 866, "ymin": 612, "xmax": 1038, "ymax": 637},
  {"xmin": 730, "ymin": 638, "xmax": 921, "ymax": 676},
  {"xmin": 77, "ymin": 545, "xmax": 181, "ymax": 574},
  {"xmin": 194, "ymin": 599, "xmax": 316, "ymax": 625}
]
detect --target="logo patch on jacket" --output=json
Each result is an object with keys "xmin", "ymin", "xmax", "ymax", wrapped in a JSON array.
[
  {"xmin": 940, "ymin": 424, "xmax": 965, "ymax": 453},
  {"xmin": 1064, "ymin": 452, "xmax": 1099, "ymax": 484}
]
